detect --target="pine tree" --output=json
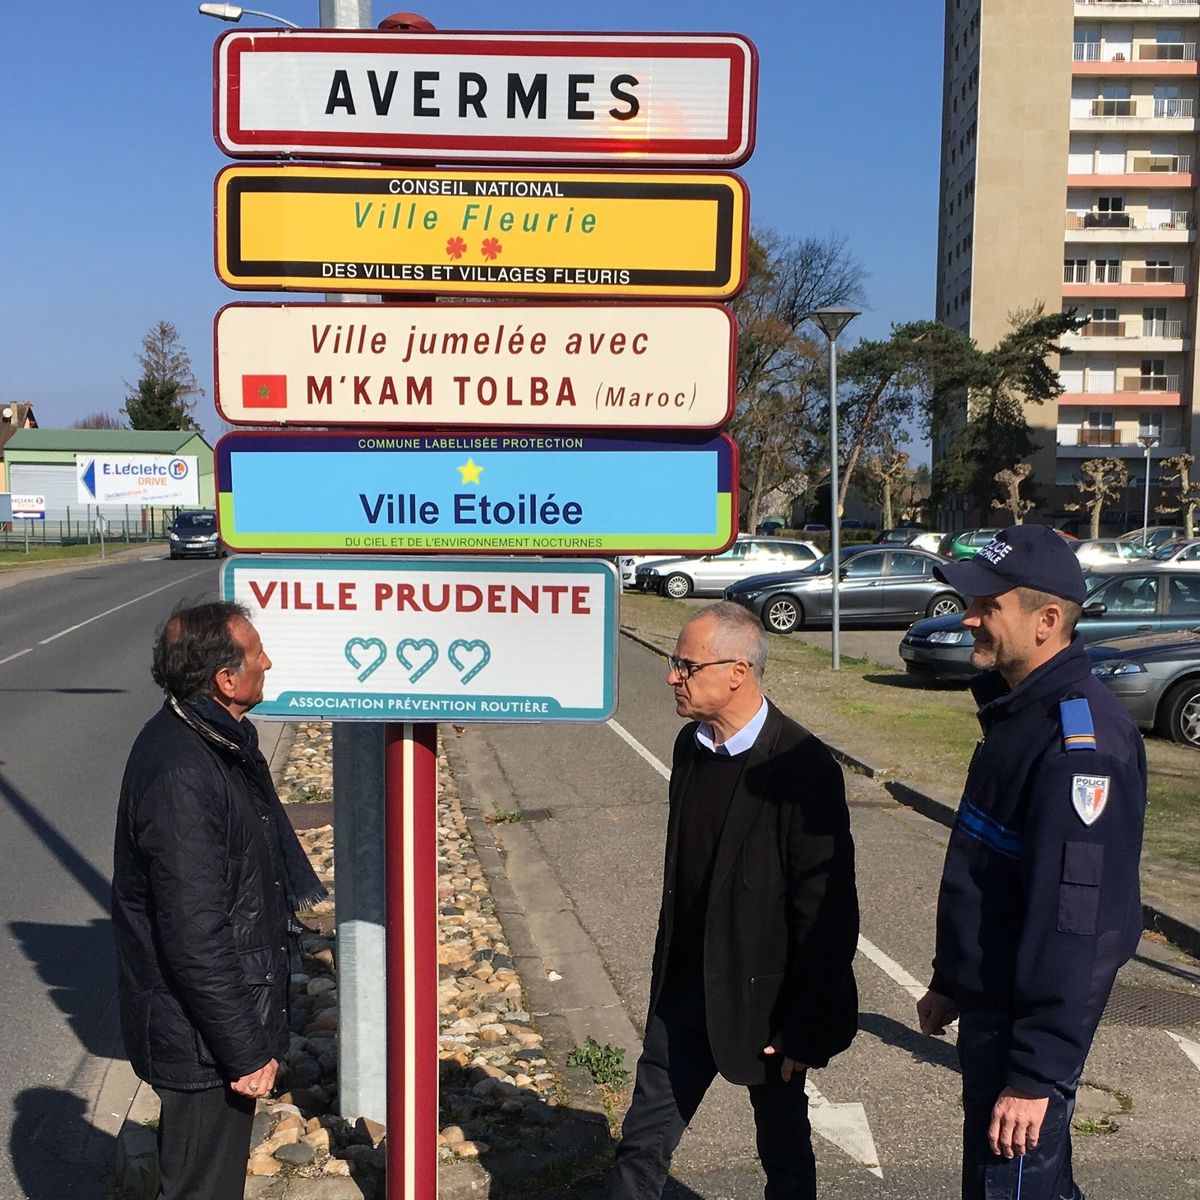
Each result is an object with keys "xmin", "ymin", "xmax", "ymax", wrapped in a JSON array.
[{"xmin": 122, "ymin": 321, "xmax": 202, "ymax": 431}]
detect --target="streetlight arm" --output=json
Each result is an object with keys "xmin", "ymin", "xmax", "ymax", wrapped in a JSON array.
[{"xmin": 198, "ymin": 3, "xmax": 301, "ymax": 26}]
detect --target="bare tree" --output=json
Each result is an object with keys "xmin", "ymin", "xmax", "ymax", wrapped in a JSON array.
[
  {"xmin": 861, "ymin": 442, "xmax": 911, "ymax": 530},
  {"xmin": 731, "ymin": 231, "xmax": 867, "ymax": 531},
  {"xmin": 991, "ymin": 463, "xmax": 1036, "ymax": 525},
  {"xmin": 1156, "ymin": 453, "xmax": 1200, "ymax": 538},
  {"xmin": 72, "ymin": 411, "xmax": 125, "ymax": 430},
  {"xmin": 1065, "ymin": 458, "xmax": 1129, "ymax": 539}
]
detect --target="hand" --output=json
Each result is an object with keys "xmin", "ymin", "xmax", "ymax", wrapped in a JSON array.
[
  {"xmin": 988, "ymin": 1088, "xmax": 1049, "ymax": 1158},
  {"xmin": 230, "ymin": 1058, "xmax": 279, "ymax": 1098},
  {"xmin": 761, "ymin": 1045, "xmax": 808, "ymax": 1083},
  {"xmin": 916, "ymin": 989, "xmax": 959, "ymax": 1036}
]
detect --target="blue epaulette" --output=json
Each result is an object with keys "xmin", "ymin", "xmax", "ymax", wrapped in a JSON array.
[{"xmin": 1059, "ymin": 696, "xmax": 1097, "ymax": 752}]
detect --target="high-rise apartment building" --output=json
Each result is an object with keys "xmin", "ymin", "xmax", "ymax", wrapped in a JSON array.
[{"xmin": 937, "ymin": 0, "xmax": 1198, "ymax": 524}]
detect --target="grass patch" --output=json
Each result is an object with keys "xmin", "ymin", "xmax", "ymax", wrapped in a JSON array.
[
  {"xmin": 0, "ymin": 541, "xmax": 144, "ymax": 569},
  {"xmin": 567, "ymin": 1038, "xmax": 631, "ymax": 1091},
  {"xmin": 487, "ymin": 806, "xmax": 523, "ymax": 824},
  {"xmin": 288, "ymin": 784, "xmax": 332, "ymax": 805}
]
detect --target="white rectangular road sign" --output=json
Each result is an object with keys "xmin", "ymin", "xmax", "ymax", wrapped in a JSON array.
[
  {"xmin": 214, "ymin": 302, "xmax": 735, "ymax": 429},
  {"xmin": 10, "ymin": 494, "xmax": 45, "ymax": 520},
  {"xmin": 76, "ymin": 455, "xmax": 199, "ymax": 506},
  {"xmin": 214, "ymin": 30, "xmax": 757, "ymax": 165},
  {"xmin": 222, "ymin": 556, "xmax": 618, "ymax": 722}
]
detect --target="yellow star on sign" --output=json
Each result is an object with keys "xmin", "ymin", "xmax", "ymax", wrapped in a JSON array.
[{"xmin": 457, "ymin": 457, "xmax": 484, "ymax": 484}]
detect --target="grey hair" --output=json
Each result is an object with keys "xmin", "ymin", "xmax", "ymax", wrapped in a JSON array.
[
  {"xmin": 685, "ymin": 601, "xmax": 768, "ymax": 679},
  {"xmin": 1015, "ymin": 587, "xmax": 1082, "ymax": 642}
]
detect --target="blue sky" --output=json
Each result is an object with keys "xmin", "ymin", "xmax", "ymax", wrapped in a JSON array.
[{"xmin": 0, "ymin": 2, "xmax": 945, "ymax": 444}]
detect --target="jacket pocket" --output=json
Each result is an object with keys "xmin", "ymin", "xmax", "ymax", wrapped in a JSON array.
[
  {"xmin": 239, "ymin": 945, "xmax": 278, "ymax": 985},
  {"xmin": 1057, "ymin": 842, "xmax": 1103, "ymax": 935}
]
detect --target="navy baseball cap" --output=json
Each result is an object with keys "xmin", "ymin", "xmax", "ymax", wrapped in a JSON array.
[{"xmin": 934, "ymin": 525, "xmax": 1087, "ymax": 605}]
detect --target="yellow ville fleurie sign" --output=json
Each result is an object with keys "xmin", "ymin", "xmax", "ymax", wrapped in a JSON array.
[{"xmin": 215, "ymin": 165, "xmax": 748, "ymax": 299}]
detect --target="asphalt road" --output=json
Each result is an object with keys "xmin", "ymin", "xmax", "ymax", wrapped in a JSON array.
[
  {"xmin": 454, "ymin": 632, "xmax": 1200, "ymax": 1198},
  {"xmin": 0, "ymin": 550, "xmax": 220, "ymax": 1200}
]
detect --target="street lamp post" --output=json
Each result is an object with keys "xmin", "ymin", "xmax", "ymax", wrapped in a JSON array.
[
  {"xmin": 1138, "ymin": 433, "xmax": 1160, "ymax": 541},
  {"xmin": 805, "ymin": 306, "xmax": 860, "ymax": 670}
]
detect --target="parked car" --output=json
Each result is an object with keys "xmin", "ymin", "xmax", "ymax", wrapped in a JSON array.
[
  {"xmin": 875, "ymin": 527, "xmax": 946, "ymax": 553},
  {"xmin": 937, "ymin": 528, "xmax": 1001, "ymax": 560},
  {"xmin": 1119, "ymin": 525, "xmax": 1186, "ymax": 552},
  {"xmin": 635, "ymin": 536, "xmax": 821, "ymax": 599},
  {"xmin": 724, "ymin": 546, "xmax": 965, "ymax": 634},
  {"xmin": 619, "ymin": 554, "xmax": 683, "ymax": 589},
  {"xmin": 1149, "ymin": 539, "xmax": 1200, "ymax": 566},
  {"xmin": 1088, "ymin": 629, "xmax": 1200, "ymax": 748},
  {"xmin": 899, "ymin": 565, "xmax": 1200, "ymax": 682},
  {"xmin": 755, "ymin": 516, "xmax": 787, "ymax": 535},
  {"xmin": 1071, "ymin": 538, "xmax": 1151, "ymax": 566},
  {"xmin": 167, "ymin": 509, "xmax": 226, "ymax": 559}
]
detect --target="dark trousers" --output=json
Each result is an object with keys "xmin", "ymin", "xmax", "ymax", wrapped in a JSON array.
[
  {"xmin": 155, "ymin": 1084, "xmax": 256, "ymax": 1200},
  {"xmin": 607, "ymin": 989, "xmax": 815, "ymax": 1200},
  {"xmin": 958, "ymin": 1009, "xmax": 1085, "ymax": 1200}
]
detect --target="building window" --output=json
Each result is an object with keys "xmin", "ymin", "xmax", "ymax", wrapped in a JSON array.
[{"xmin": 1139, "ymin": 411, "xmax": 1163, "ymax": 440}]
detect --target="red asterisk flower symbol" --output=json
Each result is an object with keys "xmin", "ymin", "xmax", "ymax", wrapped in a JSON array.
[
  {"xmin": 480, "ymin": 237, "xmax": 503, "ymax": 261},
  {"xmin": 445, "ymin": 237, "xmax": 467, "ymax": 260}
]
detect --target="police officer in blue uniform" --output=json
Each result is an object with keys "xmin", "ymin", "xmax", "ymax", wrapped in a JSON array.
[{"xmin": 916, "ymin": 525, "xmax": 1147, "ymax": 1200}]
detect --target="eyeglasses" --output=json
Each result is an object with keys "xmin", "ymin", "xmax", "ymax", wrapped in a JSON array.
[{"xmin": 666, "ymin": 656, "xmax": 743, "ymax": 680}]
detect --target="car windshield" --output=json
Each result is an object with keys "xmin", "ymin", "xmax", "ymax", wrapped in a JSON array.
[
  {"xmin": 173, "ymin": 512, "xmax": 216, "ymax": 532},
  {"xmin": 1153, "ymin": 542, "xmax": 1185, "ymax": 560}
]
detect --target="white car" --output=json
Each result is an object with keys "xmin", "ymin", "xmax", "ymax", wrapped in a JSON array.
[
  {"xmin": 635, "ymin": 536, "xmax": 821, "ymax": 599},
  {"xmin": 1150, "ymin": 539, "xmax": 1200, "ymax": 567},
  {"xmin": 619, "ymin": 555, "xmax": 686, "ymax": 589}
]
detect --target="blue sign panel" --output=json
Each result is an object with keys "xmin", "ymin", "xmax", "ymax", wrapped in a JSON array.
[{"xmin": 216, "ymin": 430, "xmax": 736, "ymax": 555}]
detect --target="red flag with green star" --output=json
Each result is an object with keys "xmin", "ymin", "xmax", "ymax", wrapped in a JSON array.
[{"xmin": 242, "ymin": 374, "xmax": 287, "ymax": 409}]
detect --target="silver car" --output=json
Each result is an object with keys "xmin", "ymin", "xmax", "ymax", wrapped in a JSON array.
[
  {"xmin": 636, "ymin": 537, "xmax": 820, "ymax": 599},
  {"xmin": 1072, "ymin": 539, "xmax": 1151, "ymax": 567},
  {"xmin": 1149, "ymin": 539, "xmax": 1200, "ymax": 567}
]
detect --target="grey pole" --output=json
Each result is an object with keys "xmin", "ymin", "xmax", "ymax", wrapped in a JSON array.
[
  {"xmin": 1138, "ymin": 434, "xmax": 1159, "ymax": 542},
  {"xmin": 315, "ymin": 0, "xmax": 387, "ymax": 1127},
  {"xmin": 829, "ymin": 336, "xmax": 842, "ymax": 670},
  {"xmin": 804, "ymin": 306, "xmax": 859, "ymax": 672}
]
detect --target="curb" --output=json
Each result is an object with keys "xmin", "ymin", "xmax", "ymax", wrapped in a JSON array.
[{"xmin": 618, "ymin": 627, "xmax": 1200, "ymax": 959}]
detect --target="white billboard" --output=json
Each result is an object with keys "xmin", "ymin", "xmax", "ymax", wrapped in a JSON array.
[{"xmin": 76, "ymin": 455, "xmax": 199, "ymax": 506}]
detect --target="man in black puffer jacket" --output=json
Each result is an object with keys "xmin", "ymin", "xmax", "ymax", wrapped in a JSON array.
[{"xmin": 113, "ymin": 600, "xmax": 326, "ymax": 1200}]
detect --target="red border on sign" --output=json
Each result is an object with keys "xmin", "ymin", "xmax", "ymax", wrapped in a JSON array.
[
  {"xmin": 211, "ymin": 301, "xmax": 738, "ymax": 432},
  {"xmin": 213, "ymin": 29, "xmax": 758, "ymax": 165}
]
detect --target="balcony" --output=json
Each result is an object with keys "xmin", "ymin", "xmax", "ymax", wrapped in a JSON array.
[
  {"xmin": 1064, "ymin": 317, "xmax": 1188, "ymax": 350},
  {"xmin": 1139, "ymin": 43, "xmax": 1199, "ymax": 60},
  {"xmin": 1065, "ymin": 210, "xmax": 1195, "ymax": 231},
  {"xmin": 1129, "ymin": 264, "xmax": 1188, "ymax": 282},
  {"xmin": 1077, "ymin": 428, "xmax": 1137, "ymax": 446},
  {"xmin": 1074, "ymin": 97, "xmax": 1197, "ymax": 123},
  {"xmin": 1155, "ymin": 97, "xmax": 1196, "ymax": 116},
  {"xmin": 1120, "ymin": 373, "xmax": 1180, "ymax": 390},
  {"xmin": 1076, "ymin": 1, "xmax": 1200, "ymax": 8},
  {"xmin": 1130, "ymin": 153, "xmax": 1192, "ymax": 171}
]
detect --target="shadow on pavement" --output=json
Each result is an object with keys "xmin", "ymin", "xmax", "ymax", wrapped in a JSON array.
[
  {"xmin": 0, "ymin": 688, "xmax": 128, "ymax": 695},
  {"xmin": 857, "ymin": 1012, "xmax": 960, "ymax": 1072},
  {"xmin": 10, "ymin": 1087, "xmax": 117, "ymax": 1200},
  {"xmin": 9, "ymin": 918, "xmax": 121, "ymax": 1060},
  {"xmin": 862, "ymin": 673, "xmax": 967, "ymax": 691}
]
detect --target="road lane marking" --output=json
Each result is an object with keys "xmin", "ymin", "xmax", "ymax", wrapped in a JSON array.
[
  {"xmin": 1168, "ymin": 1031, "xmax": 1200, "ymax": 1074},
  {"xmin": 0, "ymin": 648, "xmax": 34, "ymax": 666},
  {"xmin": 806, "ymin": 1081, "xmax": 883, "ymax": 1179},
  {"xmin": 856, "ymin": 934, "xmax": 929, "ymax": 1001},
  {"xmin": 37, "ymin": 571, "xmax": 209, "ymax": 645},
  {"xmin": 606, "ymin": 719, "xmax": 671, "ymax": 781}
]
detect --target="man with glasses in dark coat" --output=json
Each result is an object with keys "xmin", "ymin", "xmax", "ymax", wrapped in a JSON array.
[
  {"xmin": 608, "ymin": 601, "xmax": 860, "ymax": 1200},
  {"xmin": 112, "ymin": 600, "xmax": 326, "ymax": 1200}
]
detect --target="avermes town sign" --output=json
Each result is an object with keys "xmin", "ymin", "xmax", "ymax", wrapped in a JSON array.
[{"xmin": 213, "ymin": 29, "xmax": 758, "ymax": 165}]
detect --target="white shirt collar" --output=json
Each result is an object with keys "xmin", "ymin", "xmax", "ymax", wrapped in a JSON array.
[{"xmin": 694, "ymin": 696, "xmax": 769, "ymax": 757}]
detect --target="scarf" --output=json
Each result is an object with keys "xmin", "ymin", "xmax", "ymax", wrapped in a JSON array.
[{"xmin": 169, "ymin": 695, "xmax": 329, "ymax": 912}]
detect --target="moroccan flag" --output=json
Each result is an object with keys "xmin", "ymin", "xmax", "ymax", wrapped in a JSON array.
[{"xmin": 242, "ymin": 374, "xmax": 288, "ymax": 409}]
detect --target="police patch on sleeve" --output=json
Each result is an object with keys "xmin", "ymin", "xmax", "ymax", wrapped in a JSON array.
[{"xmin": 1072, "ymin": 775, "xmax": 1110, "ymax": 826}]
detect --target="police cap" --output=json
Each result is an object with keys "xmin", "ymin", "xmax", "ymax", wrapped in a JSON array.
[{"xmin": 934, "ymin": 525, "xmax": 1087, "ymax": 605}]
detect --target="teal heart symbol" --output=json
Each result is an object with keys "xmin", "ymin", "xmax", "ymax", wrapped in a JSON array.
[
  {"xmin": 345, "ymin": 637, "xmax": 387, "ymax": 683},
  {"xmin": 396, "ymin": 637, "xmax": 439, "ymax": 683},
  {"xmin": 448, "ymin": 638, "xmax": 491, "ymax": 685}
]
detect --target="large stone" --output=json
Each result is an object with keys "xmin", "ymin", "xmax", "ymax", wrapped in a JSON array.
[
  {"xmin": 247, "ymin": 1154, "xmax": 282, "ymax": 1177},
  {"xmin": 354, "ymin": 1116, "xmax": 387, "ymax": 1147},
  {"xmin": 275, "ymin": 1141, "xmax": 317, "ymax": 1166}
]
